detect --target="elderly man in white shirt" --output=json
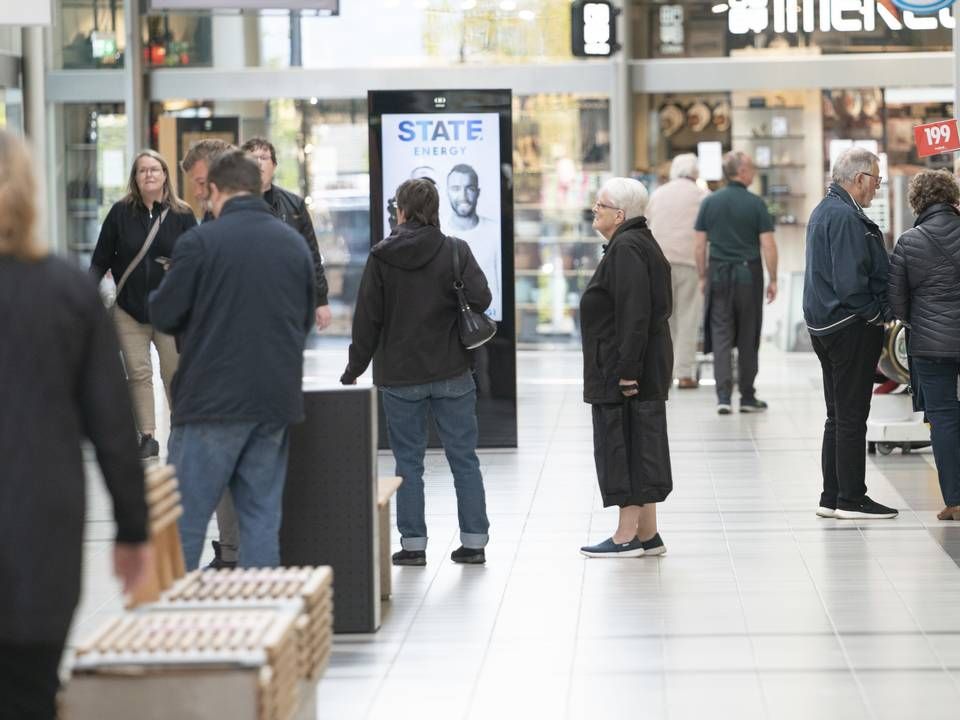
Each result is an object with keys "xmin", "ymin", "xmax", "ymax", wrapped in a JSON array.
[{"xmin": 646, "ymin": 153, "xmax": 710, "ymax": 389}]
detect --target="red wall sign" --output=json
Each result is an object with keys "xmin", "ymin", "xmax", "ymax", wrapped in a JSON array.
[{"xmin": 914, "ymin": 119, "xmax": 960, "ymax": 158}]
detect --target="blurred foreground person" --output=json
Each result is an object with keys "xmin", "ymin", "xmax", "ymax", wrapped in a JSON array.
[
  {"xmin": 580, "ymin": 178, "xmax": 674, "ymax": 558},
  {"xmin": 0, "ymin": 130, "xmax": 150, "ymax": 719},
  {"xmin": 889, "ymin": 170, "xmax": 960, "ymax": 519}
]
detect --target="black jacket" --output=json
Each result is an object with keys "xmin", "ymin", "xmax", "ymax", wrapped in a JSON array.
[
  {"xmin": 342, "ymin": 221, "xmax": 491, "ymax": 386},
  {"xmin": 264, "ymin": 184, "xmax": 329, "ymax": 306},
  {"xmin": 0, "ymin": 256, "xmax": 147, "ymax": 644},
  {"xmin": 803, "ymin": 183, "xmax": 891, "ymax": 336},
  {"xmin": 149, "ymin": 195, "xmax": 315, "ymax": 426},
  {"xmin": 90, "ymin": 198, "xmax": 197, "ymax": 323},
  {"xmin": 889, "ymin": 203, "xmax": 960, "ymax": 359},
  {"xmin": 580, "ymin": 217, "xmax": 674, "ymax": 405}
]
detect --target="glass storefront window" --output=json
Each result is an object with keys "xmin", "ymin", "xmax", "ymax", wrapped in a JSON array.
[
  {"xmin": 59, "ymin": 0, "xmax": 126, "ymax": 69},
  {"xmin": 144, "ymin": 13, "xmax": 213, "ymax": 68}
]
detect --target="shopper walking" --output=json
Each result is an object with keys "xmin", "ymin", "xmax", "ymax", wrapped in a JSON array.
[
  {"xmin": 181, "ymin": 137, "xmax": 234, "ymax": 222},
  {"xmin": 804, "ymin": 147, "xmax": 897, "ymax": 520},
  {"xmin": 889, "ymin": 169, "xmax": 960, "ymax": 520},
  {"xmin": 150, "ymin": 150, "xmax": 315, "ymax": 569},
  {"xmin": 579, "ymin": 177, "xmax": 673, "ymax": 558},
  {"xmin": 647, "ymin": 153, "xmax": 709, "ymax": 389},
  {"xmin": 341, "ymin": 178, "xmax": 492, "ymax": 566},
  {"xmin": 0, "ymin": 130, "xmax": 150, "ymax": 720},
  {"xmin": 694, "ymin": 151, "xmax": 778, "ymax": 414},
  {"xmin": 90, "ymin": 149, "xmax": 197, "ymax": 457}
]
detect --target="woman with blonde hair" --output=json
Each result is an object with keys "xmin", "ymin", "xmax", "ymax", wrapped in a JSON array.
[
  {"xmin": 91, "ymin": 149, "xmax": 197, "ymax": 457},
  {"xmin": 0, "ymin": 129, "xmax": 150, "ymax": 718}
]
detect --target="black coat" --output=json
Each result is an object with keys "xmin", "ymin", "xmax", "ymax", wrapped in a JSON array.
[
  {"xmin": 342, "ymin": 221, "xmax": 491, "ymax": 387},
  {"xmin": 0, "ymin": 255, "xmax": 147, "ymax": 644},
  {"xmin": 889, "ymin": 203, "xmax": 960, "ymax": 359},
  {"xmin": 149, "ymin": 195, "xmax": 315, "ymax": 426},
  {"xmin": 90, "ymin": 199, "xmax": 197, "ymax": 323},
  {"xmin": 264, "ymin": 184, "xmax": 329, "ymax": 306},
  {"xmin": 580, "ymin": 216, "xmax": 674, "ymax": 405}
]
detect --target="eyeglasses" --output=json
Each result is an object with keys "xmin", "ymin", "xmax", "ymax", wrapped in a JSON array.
[
  {"xmin": 859, "ymin": 171, "xmax": 883, "ymax": 186},
  {"xmin": 593, "ymin": 200, "xmax": 623, "ymax": 213},
  {"xmin": 249, "ymin": 154, "xmax": 274, "ymax": 165},
  {"xmin": 137, "ymin": 167, "xmax": 164, "ymax": 176}
]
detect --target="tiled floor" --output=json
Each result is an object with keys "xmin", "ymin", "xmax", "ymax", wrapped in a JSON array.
[{"xmin": 75, "ymin": 344, "xmax": 960, "ymax": 719}]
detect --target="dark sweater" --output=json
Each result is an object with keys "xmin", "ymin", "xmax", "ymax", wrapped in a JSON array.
[
  {"xmin": 149, "ymin": 195, "xmax": 315, "ymax": 426},
  {"xmin": 0, "ymin": 255, "xmax": 147, "ymax": 643},
  {"xmin": 341, "ymin": 221, "xmax": 491, "ymax": 387}
]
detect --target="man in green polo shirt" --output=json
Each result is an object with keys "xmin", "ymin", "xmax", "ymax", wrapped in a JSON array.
[{"xmin": 694, "ymin": 151, "xmax": 779, "ymax": 415}]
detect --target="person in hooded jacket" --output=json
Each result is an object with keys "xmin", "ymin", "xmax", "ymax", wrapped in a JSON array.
[
  {"xmin": 341, "ymin": 178, "xmax": 492, "ymax": 566},
  {"xmin": 889, "ymin": 169, "xmax": 960, "ymax": 520},
  {"xmin": 579, "ymin": 177, "xmax": 674, "ymax": 558}
]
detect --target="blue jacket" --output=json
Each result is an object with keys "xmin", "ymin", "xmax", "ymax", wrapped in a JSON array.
[
  {"xmin": 803, "ymin": 183, "xmax": 891, "ymax": 336},
  {"xmin": 149, "ymin": 195, "xmax": 315, "ymax": 426}
]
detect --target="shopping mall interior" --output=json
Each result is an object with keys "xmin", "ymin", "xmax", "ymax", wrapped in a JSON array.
[{"xmin": 5, "ymin": 0, "xmax": 960, "ymax": 718}]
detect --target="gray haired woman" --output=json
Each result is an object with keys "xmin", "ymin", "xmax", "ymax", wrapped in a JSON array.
[{"xmin": 579, "ymin": 177, "xmax": 674, "ymax": 558}]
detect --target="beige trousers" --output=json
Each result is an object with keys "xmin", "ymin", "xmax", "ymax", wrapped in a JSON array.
[
  {"xmin": 113, "ymin": 307, "xmax": 178, "ymax": 436},
  {"xmin": 668, "ymin": 264, "xmax": 703, "ymax": 380}
]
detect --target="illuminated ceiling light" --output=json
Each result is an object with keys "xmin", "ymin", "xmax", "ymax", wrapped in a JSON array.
[
  {"xmin": 309, "ymin": 96, "xmax": 318, "ymax": 105},
  {"xmin": 711, "ymin": 3, "xmax": 729, "ymax": 12},
  {"xmin": 499, "ymin": 0, "xmax": 518, "ymax": 10},
  {"xmin": 518, "ymin": 9, "xmax": 535, "ymax": 20}
]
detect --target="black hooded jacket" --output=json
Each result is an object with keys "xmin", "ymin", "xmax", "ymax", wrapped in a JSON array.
[
  {"xmin": 889, "ymin": 202, "xmax": 960, "ymax": 359},
  {"xmin": 342, "ymin": 221, "xmax": 491, "ymax": 387}
]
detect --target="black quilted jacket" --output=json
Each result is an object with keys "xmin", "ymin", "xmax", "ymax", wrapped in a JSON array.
[{"xmin": 889, "ymin": 202, "xmax": 960, "ymax": 359}]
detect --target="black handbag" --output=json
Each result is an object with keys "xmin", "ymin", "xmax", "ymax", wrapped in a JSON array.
[{"xmin": 450, "ymin": 237, "xmax": 497, "ymax": 350}]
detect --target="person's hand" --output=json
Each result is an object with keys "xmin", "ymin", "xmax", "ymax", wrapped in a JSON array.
[
  {"xmin": 340, "ymin": 372, "xmax": 357, "ymax": 386},
  {"xmin": 619, "ymin": 378, "xmax": 639, "ymax": 397},
  {"xmin": 315, "ymin": 305, "xmax": 333, "ymax": 332},
  {"xmin": 766, "ymin": 279, "xmax": 778, "ymax": 304},
  {"xmin": 113, "ymin": 543, "xmax": 153, "ymax": 595},
  {"xmin": 698, "ymin": 277, "xmax": 706, "ymax": 295}
]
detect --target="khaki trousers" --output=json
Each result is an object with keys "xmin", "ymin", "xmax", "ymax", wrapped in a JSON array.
[
  {"xmin": 668, "ymin": 264, "xmax": 702, "ymax": 380},
  {"xmin": 113, "ymin": 307, "xmax": 178, "ymax": 436}
]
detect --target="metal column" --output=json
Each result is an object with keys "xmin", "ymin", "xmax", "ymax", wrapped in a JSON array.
[
  {"xmin": 123, "ymin": 0, "xmax": 145, "ymax": 159},
  {"xmin": 22, "ymin": 26, "xmax": 48, "ymax": 241},
  {"xmin": 609, "ymin": 0, "xmax": 633, "ymax": 178}
]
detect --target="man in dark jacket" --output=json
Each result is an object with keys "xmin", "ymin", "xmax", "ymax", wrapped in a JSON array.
[
  {"xmin": 803, "ymin": 147, "xmax": 897, "ymax": 520},
  {"xmin": 341, "ymin": 178, "xmax": 492, "ymax": 566},
  {"xmin": 242, "ymin": 137, "xmax": 331, "ymax": 331},
  {"xmin": 150, "ymin": 150, "xmax": 315, "ymax": 569}
]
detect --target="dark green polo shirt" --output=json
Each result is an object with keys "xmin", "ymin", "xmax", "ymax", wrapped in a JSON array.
[{"xmin": 694, "ymin": 181, "xmax": 774, "ymax": 263}]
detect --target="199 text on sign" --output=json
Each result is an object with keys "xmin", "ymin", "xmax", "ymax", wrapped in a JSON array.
[{"xmin": 914, "ymin": 119, "xmax": 960, "ymax": 158}]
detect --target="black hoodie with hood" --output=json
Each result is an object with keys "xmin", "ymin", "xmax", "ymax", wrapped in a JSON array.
[{"xmin": 342, "ymin": 221, "xmax": 491, "ymax": 386}]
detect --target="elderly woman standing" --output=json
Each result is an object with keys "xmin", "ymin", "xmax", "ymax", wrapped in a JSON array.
[
  {"xmin": 580, "ymin": 178, "xmax": 674, "ymax": 558},
  {"xmin": 889, "ymin": 170, "xmax": 960, "ymax": 520}
]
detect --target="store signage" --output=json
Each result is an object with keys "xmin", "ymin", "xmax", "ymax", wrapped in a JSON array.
[
  {"xmin": 914, "ymin": 119, "xmax": 960, "ymax": 158},
  {"xmin": 724, "ymin": 0, "xmax": 954, "ymax": 34},
  {"xmin": 148, "ymin": 0, "xmax": 337, "ymax": 10},
  {"xmin": 572, "ymin": 0, "xmax": 620, "ymax": 56}
]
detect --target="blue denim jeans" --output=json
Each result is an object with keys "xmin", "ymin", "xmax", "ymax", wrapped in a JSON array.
[
  {"xmin": 168, "ymin": 420, "xmax": 290, "ymax": 570},
  {"xmin": 913, "ymin": 358, "xmax": 960, "ymax": 506},
  {"xmin": 381, "ymin": 371, "xmax": 489, "ymax": 551}
]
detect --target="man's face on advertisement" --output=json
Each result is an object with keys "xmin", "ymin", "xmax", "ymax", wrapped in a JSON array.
[{"xmin": 447, "ymin": 171, "xmax": 479, "ymax": 219}]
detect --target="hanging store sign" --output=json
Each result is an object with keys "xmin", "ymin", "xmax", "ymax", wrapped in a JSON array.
[
  {"xmin": 914, "ymin": 119, "xmax": 960, "ymax": 158},
  {"xmin": 721, "ymin": 0, "xmax": 954, "ymax": 34}
]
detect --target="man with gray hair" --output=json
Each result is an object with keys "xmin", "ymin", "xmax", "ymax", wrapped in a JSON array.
[
  {"xmin": 694, "ymin": 151, "xmax": 778, "ymax": 414},
  {"xmin": 647, "ymin": 154, "xmax": 710, "ymax": 389},
  {"xmin": 802, "ymin": 147, "xmax": 897, "ymax": 520}
]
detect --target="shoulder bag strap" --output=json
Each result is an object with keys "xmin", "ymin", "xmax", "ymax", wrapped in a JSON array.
[
  {"xmin": 915, "ymin": 224, "xmax": 960, "ymax": 279},
  {"xmin": 115, "ymin": 208, "xmax": 169, "ymax": 297},
  {"xmin": 450, "ymin": 235, "xmax": 463, "ymax": 286}
]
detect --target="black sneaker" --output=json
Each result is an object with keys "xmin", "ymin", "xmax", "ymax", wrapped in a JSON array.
[
  {"xmin": 392, "ymin": 549, "xmax": 426, "ymax": 566},
  {"xmin": 834, "ymin": 496, "xmax": 898, "ymax": 520},
  {"xmin": 451, "ymin": 546, "xmax": 486, "ymax": 564},
  {"xmin": 205, "ymin": 540, "xmax": 237, "ymax": 570},
  {"xmin": 139, "ymin": 433, "xmax": 160, "ymax": 459},
  {"xmin": 580, "ymin": 536, "xmax": 645, "ymax": 558},
  {"xmin": 740, "ymin": 398, "xmax": 768, "ymax": 413},
  {"xmin": 639, "ymin": 533, "xmax": 667, "ymax": 556}
]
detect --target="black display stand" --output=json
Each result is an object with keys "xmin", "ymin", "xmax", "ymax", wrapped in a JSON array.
[{"xmin": 367, "ymin": 89, "xmax": 518, "ymax": 449}]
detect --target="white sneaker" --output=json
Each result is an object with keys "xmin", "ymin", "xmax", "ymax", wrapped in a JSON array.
[{"xmin": 816, "ymin": 506, "xmax": 837, "ymax": 518}]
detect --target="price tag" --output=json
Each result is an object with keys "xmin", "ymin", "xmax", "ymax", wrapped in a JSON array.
[{"xmin": 914, "ymin": 119, "xmax": 960, "ymax": 158}]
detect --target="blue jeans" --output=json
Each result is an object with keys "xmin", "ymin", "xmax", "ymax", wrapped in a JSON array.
[
  {"xmin": 381, "ymin": 371, "xmax": 489, "ymax": 551},
  {"xmin": 168, "ymin": 421, "xmax": 290, "ymax": 570},
  {"xmin": 913, "ymin": 358, "xmax": 960, "ymax": 506}
]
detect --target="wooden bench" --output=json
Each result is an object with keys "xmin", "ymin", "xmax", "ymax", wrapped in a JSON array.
[
  {"xmin": 377, "ymin": 476, "xmax": 402, "ymax": 601},
  {"xmin": 129, "ymin": 464, "xmax": 186, "ymax": 608}
]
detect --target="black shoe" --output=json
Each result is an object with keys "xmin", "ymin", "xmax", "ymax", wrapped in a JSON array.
[
  {"xmin": 740, "ymin": 398, "xmax": 768, "ymax": 413},
  {"xmin": 640, "ymin": 533, "xmax": 667, "ymax": 556},
  {"xmin": 817, "ymin": 496, "xmax": 837, "ymax": 518},
  {"xmin": 834, "ymin": 496, "xmax": 898, "ymax": 520},
  {"xmin": 205, "ymin": 540, "xmax": 237, "ymax": 570},
  {"xmin": 392, "ymin": 549, "xmax": 426, "ymax": 566},
  {"xmin": 451, "ymin": 546, "xmax": 486, "ymax": 564},
  {"xmin": 139, "ymin": 434, "xmax": 160, "ymax": 459}
]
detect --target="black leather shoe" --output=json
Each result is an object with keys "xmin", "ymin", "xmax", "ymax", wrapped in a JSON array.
[
  {"xmin": 451, "ymin": 546, "xmax": 486, "ymax": 564},
  {"xmin": 392, "ymin": 549, "xmax": 426, "ymax": 566},
  {"xmin": 205, "ymin": 540, "xmax": 237, "ymax": 570}
]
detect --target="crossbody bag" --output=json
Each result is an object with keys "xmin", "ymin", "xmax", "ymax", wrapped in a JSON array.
[{"xmin": 106, "ymin": 208, "xmax": 169, "ymax": 309}]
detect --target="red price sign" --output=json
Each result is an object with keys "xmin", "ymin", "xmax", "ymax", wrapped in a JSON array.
[{"xmin": 914, "ymin": 119, "xmax": 960, "ymax": 158}]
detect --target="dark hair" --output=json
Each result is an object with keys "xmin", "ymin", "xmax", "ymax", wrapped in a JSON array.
[
  {"xmin": 241, "ymin": 137, "xmax": 277, "ymax": 165},
  {"xmin": 182, "ymin": 138, "xmax": 234, "ymax": 172},
  {"xmin": 395, "ymin": 178, "xmax": 440, "ymax": 227},
  {"xmin": 722, "ymin": 151, "xmax": 750, "ymax": 181},
  {"xmin": 207, "ymin": 150, "xmax": 262, "ymax": 196},
  {"xmin": 908, "ymin": 169, "xmax": 960, "ymax": 215},
  {"xmin": 447, "ymin": 163, "xmax": 478, "ymax": 186}
]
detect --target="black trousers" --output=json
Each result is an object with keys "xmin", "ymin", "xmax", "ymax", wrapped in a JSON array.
[
  {"xmin": 810, "ymin": 321, "xmax": 883, "ymax": 505},
  {"xmin": 0, "ymin": 643, "xmax": 64, "ymax": 720},
  {"xmin": 709, "ymin": 265, "xmax": 763, "ymax": 403}
]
